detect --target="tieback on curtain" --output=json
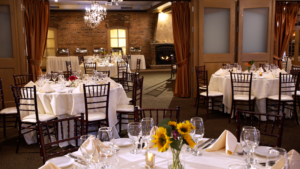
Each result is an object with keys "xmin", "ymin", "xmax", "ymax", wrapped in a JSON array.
[
  {"xmin": 176, "ymin": 54, "xmax": 190, "ymax": 68},
  {"xmin": 29, "ymin": 59, "xmax": 42, "ymax": 66}
]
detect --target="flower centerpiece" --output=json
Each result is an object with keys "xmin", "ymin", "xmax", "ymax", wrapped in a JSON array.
[
  {"xmin": 152, "ymin": 119, "xmax": 196, "ymax": 169},
  {"xmin": 68, "ymin": 75, "xmax": 78, "ymax": 87},
  {"xmin": 101, "ymin": 51, "xmax": 106, "ymax": 57},
  {"xmin": 245, "ymin": 60, "xmax": 255, "ymax": 72}
]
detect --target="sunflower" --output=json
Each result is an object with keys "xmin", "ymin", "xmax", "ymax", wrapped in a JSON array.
[
  {"xmin": 183, "ymin": 134, "xmax": 196, "ymax": 148},
  {"xmin": 168, "ymin": 121, "xmax": 177, "ymax": 128},
  {"xmin": 185, "ymin": 120, "xmax": 195, "ymax": 130},
  {"xmin": 152, "ymin": 127, "xmax": 173, "ymax": 152},
  {"xmin": 177, "ymin": 122, "xmax": 191, "ymax": 135}
]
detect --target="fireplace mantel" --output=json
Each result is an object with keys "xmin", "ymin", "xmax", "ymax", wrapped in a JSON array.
[{"xmin": 150, "ymin": 43, "xmax": 174, "ymax": 46}]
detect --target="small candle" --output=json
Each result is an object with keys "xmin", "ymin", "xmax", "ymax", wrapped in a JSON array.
[{"xmin": 145, "ymin": 152, "xmax": 155, "ymax": 168}]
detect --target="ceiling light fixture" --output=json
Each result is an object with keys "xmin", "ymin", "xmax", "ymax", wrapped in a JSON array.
[{"xmin": 84, "ymin": 1, "xmax": 107, "ymax": 29}]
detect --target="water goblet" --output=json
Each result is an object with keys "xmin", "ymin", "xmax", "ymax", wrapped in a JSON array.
[
  {"xmin": 141, "ymin": 117, "xmax": 154, "ymax": 154},
  {"xmin": 241, "ymin": 128, "xmax": 260, "ymax": 168},
  {"xmin": 58, "ymin": 70, "xmax": 63, "ymax": 76},
  {"xmin": 191, "ymin": 117, "xmax": 204, "ymax": 156},
  {"xmin": 79, "ymin": 135, "xmax": 96, "ymax": 169},
  {"xmin": 51, "ymin": 73, "xmax": 58, "ymax": 84},
  {"xmin": 128, "ymin": 122, "xmax": 142, "ymax": 154},
  {"xmin": 97, "ymin": 127, "xmax": 114, "ymax": 169},
  {"xmin": 45, "ymin": 72, "xmax": 51, "ymax": 82},
  {"xmin": 266, "ymin": 148, "xmax": 289, "ymax": 169}
]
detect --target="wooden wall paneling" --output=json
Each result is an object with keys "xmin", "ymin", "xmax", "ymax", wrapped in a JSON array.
[{"xmin": 237, "ymin": 0, "xmax": 275, "ymax": 66}]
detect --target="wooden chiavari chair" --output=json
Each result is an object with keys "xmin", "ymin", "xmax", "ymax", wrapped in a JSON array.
[
  {"xmin": 236, "ymin": 109, "xmax": 285, "ymax": 147},
  {"xmin": 196, "ymin": 70, "xmax": 224, "ymax": 117},
  {"xmin": 134, "ymin": 106, "xmax": 180, "ymax": 125},
  {"xmin": 13, "ymin": 74, "xmax": 34, "ymax": 87},
  {"xmin": 136, "ymin": 59, "xmax": 141, "ymax": 73},
  {"xmin": 38, "ymin": 113, "xmax": 84, "ymax": 164},
  {"xmin": 51, "ymin": 71, "xmax": 72, "ymax": 80},
  {"xmin": 266, "ymin": 73, "xmax": 299, "ymax": 125},
  {"xmin": 0, "ymin": 78, "xmax": 18, "ymax": 137},
  {"xmin": 111, "ymin": 61, "xmax": 128, "ymax": 83},
  {"xmin": 229, "ymin": 72, "xmax": 255, "ymax": 123},
  {"xmin": 121, "ymin": 72, "xmax": 139, "ymax": 92},
  {"xmin": 80, "ymin": 83, "xmax": 110, "ymax": 134},
  {"xmin": 117, "ymin": 76, "xmax": 143, "ymax": 132},
  {"xmin": 194, "ymin": 65, "xmax": 206, "ymax": 107},
  {"xmin": 11, "ymin": 85, "xmax": 57, "ymax": 153},
  {"xmin": 111, "ymin": 47, "xmax": 123, "ymax": 56},
  {"xmin": 84, "ymin": 62, "xmax": 97, "ymax": 75}
]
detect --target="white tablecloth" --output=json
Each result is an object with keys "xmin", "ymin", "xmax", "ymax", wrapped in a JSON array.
[
  {"xmin": 40, "ymin": 139, "xmax": 267, "ymax": 169},
  {"xmin": 130, "ymin": 55, "xmax": 146, "ymax": 70},
  {"xmin": 22, "ymin": 83, "xmax": 129, "ymax": 145},
  {"xmin": 46, "ymin": 56, "xmax": 80, "ymax": 72},
  {"xmin": 209, "ymin": 74, "xmax": 292, "ymax": 118}
]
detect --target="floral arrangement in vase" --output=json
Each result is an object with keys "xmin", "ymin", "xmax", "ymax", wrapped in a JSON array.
[
  {"xmin": 101, "ymin": 51, "xmax": 106, "ymax": 58},
  {"xmin": 68, "ymin": 75, "xmax": 78, "ymax": 87},
  {"xmin": 245, "ymin": 60, "xmax": 255, "ymax": 72},
  {"xmin": 152, "ymin": 118, "xmax": 196, "ymax": 169}
]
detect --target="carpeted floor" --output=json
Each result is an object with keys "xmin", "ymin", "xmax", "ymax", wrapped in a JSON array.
[{"xmin": 0, "ymin": 71, "xmax": 299, "ymax": 169}]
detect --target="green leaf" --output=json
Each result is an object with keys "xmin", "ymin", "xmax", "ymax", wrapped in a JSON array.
[
  {"xmin": 158, "ymin": 118, "xmax": 170, "ymax": 127},
  {"xmin": 161, "ymin": 124, "xmax": 172, "ymax": 136},
  {"xmin": 170, "ymin": 140, "xmax": 180, "ymax": 151}
]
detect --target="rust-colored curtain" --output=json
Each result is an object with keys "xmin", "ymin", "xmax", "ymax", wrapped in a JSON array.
[
  {"xmin": 274, "ymin": 2, "xmax": 299, "ymax": 68},
  {"xmin": 172, "ymin": 2, "xmax": 190, "ymax": 97},
  {"xmin": 24, "ymin": 0, "xmax": 49, "ymax": 81}
]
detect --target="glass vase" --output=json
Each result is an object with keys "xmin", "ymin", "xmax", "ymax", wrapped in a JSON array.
[{"xmin": 168, "ymin": 148, "xmax": 183, "ymax": 169}]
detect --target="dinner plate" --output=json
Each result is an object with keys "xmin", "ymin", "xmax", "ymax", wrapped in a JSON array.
[
  {"xmin": 112, "ymin": 138, "xmax": 132, "ymax": 147},
  {"xmin": 47, "ymin": 156, "xmax": 74, "ymax": 167},
  {"xmin": 254, "ymin": 146, "xmax": 272, "ymax": 157}
]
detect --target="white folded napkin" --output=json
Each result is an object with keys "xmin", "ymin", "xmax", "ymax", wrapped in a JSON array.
[
  {"xmin": 80, "ymin": 135, "xmax": 99, "ymax": 162},
  {"xmin": 39, "ymin": 162, "xmax": 60, "ymax": 169},
  {"xmin": 25, "ymin": 81, "xmax": 36, "ymax": 87},
  {"xmin": 288, "ymin": 149, "xmax": 300, "ymax": 169},
  {"xmin": 205, "ymin": 130, "xmax": 237, "ymax": 155},
  {"xmin": 38, "ymin": 83, "xmax": 55, "ymax": 93},
  {"xmin": 74, "ymin": 83, "xmax": 84, "ymax": 93},
  {"xmin": 214, "ymin": 69, "xmax": 223, "ymax": 76},
  {"xmin": 259, "ymin": 67, "xmax": 264, "ymax": 72},
  {"xmin": 144, "ymin": 126, "xmax": 158, "ymax": 149},
  {"xmin": 263, "ymin": 72, "xmax": 275, "ymax": 79}
]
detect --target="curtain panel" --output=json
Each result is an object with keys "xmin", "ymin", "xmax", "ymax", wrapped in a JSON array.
[
  {"xmin": 24, "ymin": 0, "xmax": 49, "ymax": 81},
  {"xmin": 172, "ymin": 2, "xmax": 190, "ymax": 98},
  {"xmin": 274, "ymin": 2, "xmax": 299, "ymax": 68}
]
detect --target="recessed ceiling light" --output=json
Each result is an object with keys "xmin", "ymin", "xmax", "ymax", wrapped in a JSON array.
[{"xmin": 54, "ymin": 0, "xmax": 58, "ymax": 2}]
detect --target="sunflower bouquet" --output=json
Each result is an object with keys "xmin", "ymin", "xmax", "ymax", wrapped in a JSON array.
[{"xmin": 152, "ymin": 118, "xmax": 196, "ymax": 169}]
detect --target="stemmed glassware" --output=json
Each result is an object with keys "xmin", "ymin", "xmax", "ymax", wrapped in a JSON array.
[
  {"xmin": 237, "ymin": 65, "xmax": 242, "ymax": 73},
  {"xmin": 266, "ymin": 148, "xmax": 289, "ymax": 169},
  {"xmin": 191, "ymin": 117, "xmax": 205, "ymax": 156},
  {"xmin": 79, "ymin": 135, "xmax": 96, "ymax": 169},
  {"xmin": 141, "ymin": 117, "xmax": 154, "ymax": 154},
  {"xmin": 52, "ymin": 73, "xmax": 58, "ymax": 84},
  {"xmin": 127, "ymin": 122, "xmax": 142, "ymax": 154},
  {"xmin": 240, "ymin": 127, "xmax": 260, "ymax": 168},
  {"xmin": 45, "ymin": 72, "xmax": 51, "ymax": 82},
  {"xmin": 97, "ymin": 127, "xmax": 114, "ymax": 169}
]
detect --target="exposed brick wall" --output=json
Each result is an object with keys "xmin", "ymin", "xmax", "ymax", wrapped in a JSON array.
[{"xmin": 49, "ymin": 11, "xmax": 158, "ymax": 68}]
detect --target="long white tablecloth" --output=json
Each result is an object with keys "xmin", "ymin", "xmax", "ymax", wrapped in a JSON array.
[
  {"xmin": 130, "ymin": 55, "xmax": 146, "ymax": 70},
  {"xmin": 46, "ymin": 56, "xmax": 80, "ymax": 72},
  {"xmin": 40, "ymin": 139, "xmax": 267, "ymax": 169},
  {"xmin": 22, "ymin": 83, "xmax": 129, "ymax": 145}
]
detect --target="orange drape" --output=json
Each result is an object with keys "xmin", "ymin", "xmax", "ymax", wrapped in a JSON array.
[
  {"xmin": 274, "ymin": 2, "xmax": 299, "ymax": 68},
  {"xmin": 172, "ymin": 2, "xmax": 190, "ymax": 98},
  {"xmin": 24, "ymin": 0, "xmax": 49, "ymax": 81}
]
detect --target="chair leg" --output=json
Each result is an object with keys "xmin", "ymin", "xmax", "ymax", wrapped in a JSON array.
[
  {"xmin": 294, "ymin": 101, "xmax": 299, "ymax": 125},
  {"xmin": 119, "ymin": 114, "xmax": 122, "ymax": 132},
  {"xmin": 3, "ymin": 115, "xmax": 6, "ymax": 137},
  {"xmin": 206, "ymin": 98, "xmax": 210, "ymax": 119},
  {"xmin": 229, "ymin": 101, "xmax": 234, "ymax": 123},
  {"xmin": 16, "ymin": 123, "xmax": 22, "ymax": 153},
  {"xmin": 14, "ymin": 116, "xmax": 18, "ymax": 128}
]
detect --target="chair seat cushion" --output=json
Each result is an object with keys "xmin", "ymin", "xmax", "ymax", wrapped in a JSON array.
[
  {"xmin": 22, "ymin": 114, "xmax": 56, "ymax": 123},
  {"xmin": 76, "ymin": 112, "xmax": 106, "ymax": 121},
  {"xmin": 234, "ymin": 95, "xmax": 255, "ymax": 101},
  {"xmin": 173, "ymin": 65, "xmax": 177, "ymax": 69},
  {"xmin": 297, "ymin": 91, "xmax": 300, "ymax": 96},
  {"xmin": 116, "ymin": 105, "xmax": 137, "ymax": 112},
  {"xmin": 268, "ymin": 95, "xmax": 293, "ymax": 101},
  {"xmin": 0, "ymin": 107, "xmax": 17, "ymax": 114},
  {"xmin": 200, "ymin": 91, "xmax": 223, "ymax": 97},
  {"xmin": 199, "ymin": 86, "xmax": 207, "ymax": 90}
]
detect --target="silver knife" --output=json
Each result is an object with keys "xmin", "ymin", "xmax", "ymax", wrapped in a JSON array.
[
  {"xmin": 197, "ymin": 138, "xmax": 213, "ymax": 149},
  {"xmin": 202, "ymin": 139, "xmax": 216, "ymax": 149}
]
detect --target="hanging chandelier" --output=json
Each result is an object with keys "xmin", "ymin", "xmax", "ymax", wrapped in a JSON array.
[{"xmin": 84, "ymin": 1, "xmax": 107, "ymax": 29}]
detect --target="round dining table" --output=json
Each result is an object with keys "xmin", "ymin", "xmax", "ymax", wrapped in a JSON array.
[{"xmin": 22, "ymin": 82, "xmax": 129, "ymax": 145}]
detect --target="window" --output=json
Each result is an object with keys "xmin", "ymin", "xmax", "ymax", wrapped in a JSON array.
[
  {"xmin": 44, "ymin": 28, "xmax": 57, "ymax": 57},
  {"xmin": 110, "ymin": 29, "xmax": 127, "ymax": 54}
]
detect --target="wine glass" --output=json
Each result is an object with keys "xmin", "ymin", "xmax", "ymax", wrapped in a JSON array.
[
  {"xmin": 51, "ymin": 73, "xmax": 58, "ymax": 84},
  {"xmin": 97, "ymin": 127, "xmax": 114, "ymax": 169},
  {"xmin": 237, "ymin": 65, "xmax": 242, "ymax": 73},
  {"xmin": 241, "ymin": 128, "xmax": 260, "ymax": 168},
  {"xmin": 83, "ymin": 74, "xmax": 89, "ymax": 84},
  {"xmin": 266, "ymin": 148, "xmax": 289, "ymax": 169},
  {"xmin": 58, "ymin": 70, "xmax": 63, "ymax": 76},
  {"xmin": 191, "ymin": 117, "xmax": 204, "ymax": 156},
  {"xmin": 141, "ymin": 117, "xmax": 154, "ymax": 154},
  {"xmin": 127, "ymin": 122, "xmax": 142, "ymax": 154},
  {"xmin": 187, "ymin": 117, "xmax": 200, "ymax": 152},
  {"xmin": 79, "ymin": 135, "xmax": 96, "ymax": 169}
]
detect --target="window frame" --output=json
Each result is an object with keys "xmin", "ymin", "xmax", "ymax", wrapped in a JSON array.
[
  {"xmin": 44, "ymin": 27, "xmax": 58, "ymax": 57},
  {"xmin": 107, "ymin": 26, "xmax": 129, "ymax": 55}
]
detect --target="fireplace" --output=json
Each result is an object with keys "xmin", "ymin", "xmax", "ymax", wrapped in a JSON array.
[{"xmin": 155, "ymin": 45, "xmax": 176, "ymax": 65}]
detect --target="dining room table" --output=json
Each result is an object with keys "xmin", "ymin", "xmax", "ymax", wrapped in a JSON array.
[
  {"xmin": 39, "ymin": 138, "xmax": 268, "ymax": 169},
  {"xmin": 46, "ymin": 56, "xmax": 80, "ymax": 72},
  {"xmin": 21, "ymin": 80, "xmax": 129, "ymax": 146}
]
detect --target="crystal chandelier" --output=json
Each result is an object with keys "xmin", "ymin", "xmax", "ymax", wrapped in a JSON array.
[{"xmin": 84, "ymin": 1, "xmax": 107, "ymax": 29}]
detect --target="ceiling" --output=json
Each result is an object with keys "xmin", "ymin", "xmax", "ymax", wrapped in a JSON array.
[{"xmin": 49, "ymin": 0, "xmax": 163, "ymax": 11}]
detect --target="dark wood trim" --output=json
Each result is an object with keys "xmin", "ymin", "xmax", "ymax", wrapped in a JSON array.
[
  {"xmin": 147, "ymin": 1, "xmax": 170, "ymax": 13},
  {"xmin": 50, "ymin": 9, "xmax": 148, "ymax": 12}
]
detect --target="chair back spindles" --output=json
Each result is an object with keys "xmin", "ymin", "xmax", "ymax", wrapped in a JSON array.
[
  {"xmin": 97, "ymin": 70, "xmax": 110, "ymax": 77},
  {"xmin": 230, "ymin": 72, "xmax": 253, "ymax": 101},
  {"xmin": 78, "ymin": 55, "xmax": 84, "ymax": 65},
  {"xmin": 278, "ymin": 73, "xmax": 297, "ymax": 101},
  {"xmin": 122, "ymin": 72, "xmax": 139, "ymax": 92},
  {"xmin": 84, "ymin": 62, "xmax": 97, "ymax": 75},
  {"xmin": 132, "ymin": 76, "xmax": 144, "ymax": 108},
  {"xmin": 66, "ymin": 61, "xmax": 72, "ymax": 72},
  {"xmin": 13, "ymin": 74, "xmax": 34, "ymax": 87},
  {"xmin": 51, "ymin": 71, "xmax": 72, "ymax": 79}
]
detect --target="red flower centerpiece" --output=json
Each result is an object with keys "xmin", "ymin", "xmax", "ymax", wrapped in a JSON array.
[{"xmin": 68, "ymin": 75, "xmax": 78, "ymax": 87}]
